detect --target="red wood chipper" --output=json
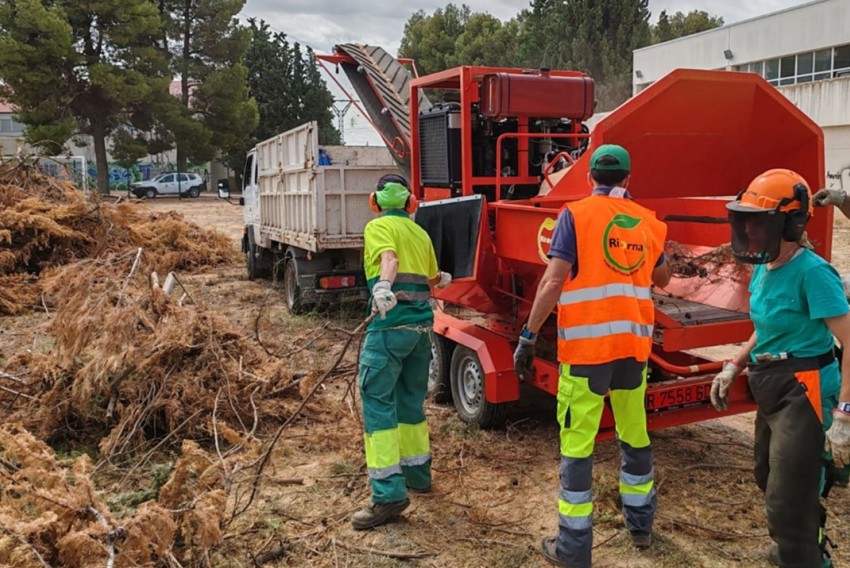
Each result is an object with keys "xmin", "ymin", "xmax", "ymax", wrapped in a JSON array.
[{"xmin": 317, "ymin": 45, "xmax": 831, "ymax": 435}]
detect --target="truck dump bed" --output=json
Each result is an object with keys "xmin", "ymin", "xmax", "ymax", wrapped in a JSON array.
[{"xmin": 256, "ymin": 122, "xmax": 399, "ymax": 252}]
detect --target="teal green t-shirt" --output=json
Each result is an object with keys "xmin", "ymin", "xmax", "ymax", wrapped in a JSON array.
[{"xmin": 748, "ymin": 248, "xmax": 848, "ymax": 396}]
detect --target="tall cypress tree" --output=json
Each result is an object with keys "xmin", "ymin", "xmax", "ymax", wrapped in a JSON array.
[
  {"xmin": 158, "ymin": 0, "xmax": 258, "ymax": 171},
  {"xmin": 565, "ymin": 0, "xmax": 651, "ymax": 109},
  {"xmin": 220, "ymin": 19, "xmax": 338, "ymax": 186}
]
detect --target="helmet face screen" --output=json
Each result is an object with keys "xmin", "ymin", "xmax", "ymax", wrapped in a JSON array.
[{"xmin": 729, "ymin": 210, "xmax": 785, "ymax": 264}]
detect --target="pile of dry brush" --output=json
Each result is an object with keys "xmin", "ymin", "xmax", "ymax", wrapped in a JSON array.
[
  {"xmin": 0, "ymin": 159, "xmax": 337, "ymax": 566},
  {"xmin": 0, "ymin": 160, "xmax": 235, "ymax": 315}
]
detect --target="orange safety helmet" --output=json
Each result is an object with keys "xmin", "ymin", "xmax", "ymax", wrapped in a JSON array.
[{"xmin": 726, "ymin": 169, "xmax": 812, "ymax": 264}]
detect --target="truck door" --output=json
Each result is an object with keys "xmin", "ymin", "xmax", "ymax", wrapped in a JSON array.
[{"xmin": 242, "ymin": 151, "xmax": 259, "ymax": 227}]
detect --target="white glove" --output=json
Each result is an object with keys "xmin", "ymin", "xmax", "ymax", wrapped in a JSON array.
[
  {"xmin": 436, "ymin": 271, "xmax": 452, "ymax": 289},
  {"xmin": 813, "ymin": 188, "xmax": 846, "ymax": 207},
  {"xmin": 371, "ymin": 280, "xmax": 397, "ymax": 320},
  {"xmin": 826, "ymin": 411, "xmax": 850, "ymax": 468},
  {"xmin": 710, "ymin": 361, "xmax": 741, "ymax": 412}
]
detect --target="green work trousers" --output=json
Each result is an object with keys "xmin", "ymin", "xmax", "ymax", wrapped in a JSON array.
[{"xmin": 358, "ymin": 327, "xmax": 432, "ymax": 503}]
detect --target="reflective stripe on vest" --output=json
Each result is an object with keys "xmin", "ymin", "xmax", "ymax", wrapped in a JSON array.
[
  {"xmin": 557, "ymin": 195, "xmax": 666, "ymax": 365},
  {"xmin": 557, "ymin": 321, "xmax": 654, "ymax": 341},
  {"xmin": 559, "ymin": 283, "xmax": 652, "ymax": 305},
  {"xmin": 392, "ymin": 272, "xmax": 431, "ymax": 302}
]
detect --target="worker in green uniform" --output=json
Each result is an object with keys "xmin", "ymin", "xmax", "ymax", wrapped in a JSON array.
[
  {"xmin": 712, "ymin": 169, "xmax": 850, "ymax": 567},
  {"xmin": 351, "ymin": 173, "xmax": 451, "ymax": 530}
]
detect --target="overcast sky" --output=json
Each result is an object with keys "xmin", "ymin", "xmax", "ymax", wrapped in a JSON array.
[
  {"xmin": 240, "ymin": 0, "xmax": 810, "ymax": 55},
  {"xmin": 239, "ymin": 0, "xmax": 811, "ymax": 144}
]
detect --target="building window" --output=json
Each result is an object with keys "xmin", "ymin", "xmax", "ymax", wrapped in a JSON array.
[
  {"xmin": 835, "ymin": 45, "xmax": 850, "ymax": 77},
  {"xmin": 0, "ymin": 117, "xmax": 24, "ymax": 134},
  {"xmin": 779, "ymin": 55, "xmax": 796, "ymax": 85},
  {"xmin": 765, "ymin": 58, "xmax": 779, "ymax": 85},
  {"xmin": 737, "ymin": 43, "xmax": 850, "ymax": 86}
]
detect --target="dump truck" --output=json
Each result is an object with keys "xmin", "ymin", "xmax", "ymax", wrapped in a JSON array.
[
  {"xmin": 241, "ymin": 121, "xmax": 400, "ymax": 312},
  {"xmin": 317, "ymin": 45, "xmax": 832, "ymax": 433}
]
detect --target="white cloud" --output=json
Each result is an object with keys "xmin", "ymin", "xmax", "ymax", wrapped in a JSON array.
[{"xmin": 241, "ymin": 0, "xmax": 809, "ymax": 144}]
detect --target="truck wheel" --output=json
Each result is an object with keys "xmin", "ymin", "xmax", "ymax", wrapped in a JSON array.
[
  {"xmin": 428, "ymin": 332, "xmax": 452, "ymax": 403},
  {"xmin": 145, "ymin": 188, "xmax": 156, "ymax": 199},
  {"xmin": 450, "ymin": 346, "xmax": 508, "ymax": 428},
  {"xmin": 283, "ymin": 258, "xmax": 307, "ymax": 314},
  {"xmin": 247, "ymin": 243, "xmax": 273, "ymax": 281}
]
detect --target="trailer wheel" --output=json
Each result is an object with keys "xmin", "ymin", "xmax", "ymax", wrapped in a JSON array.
[
  {"xmin": 283, "ymin": 257, "xmax": 307, "ymax": 314},
  {"xmin": 450, "ymin": 346, "xmax": 508, "ymax": 428},
  {"xmin": 427, "ymin": 332, "xmax": 452, "ymax": 403}
]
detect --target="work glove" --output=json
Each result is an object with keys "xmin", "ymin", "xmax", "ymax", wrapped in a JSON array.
[
  {"xmin": 371, "ymin": 280, "xmax": 397, "ymax": 320},
  {"xmin": 436, "ymin": 271, "xmax": 452, "ymax": 289},
  {"xmin": 826, "ymin": 410, "xmax": 850, "ymax": 468},
  {"xmin": 709, "ymin": 361, "xmax": 742, "ymax": 412},
  {"xmin": 813, "ymin": 188, "xmax": 847, "ymax": 207},
  {"xmin": 513, "ymin": 327, "xmax": 537, "ymax": 382}
]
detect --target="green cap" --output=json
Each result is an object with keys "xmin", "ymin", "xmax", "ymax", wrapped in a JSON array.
[
  {"xmin": 376, "ymin": 182, "xmax": 410, "ymax": 210},
  {"xmin": 589, "ymin": 144, "xmax": 631, "ymax": 171}
]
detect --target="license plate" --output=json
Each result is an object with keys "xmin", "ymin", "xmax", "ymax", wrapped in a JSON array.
[{"xmin": 645, "ymin": 382, "xmax": 711, "ymax": 413}]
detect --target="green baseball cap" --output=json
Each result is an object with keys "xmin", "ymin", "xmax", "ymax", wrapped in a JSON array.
[
  {"xmin": 589, "ymin": 144, "xmax": 631, "ymax": 171},
  {"xmin": 376, "ymin": 182, "xmax": 410, "ymax": 210}
]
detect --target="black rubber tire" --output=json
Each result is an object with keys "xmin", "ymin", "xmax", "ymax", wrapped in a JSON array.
[
  {"xmin": 246, "ymin": 243, "xmax": 259, "ymax": 281},
  {"xmin": 188, "ymin": 187, "xmax": 200, "ymax": 198},
  {"xmin": 449, "ymin": 346, "xmax": 508, "ymax": 428},
  {"xmin": 144, "ymin": 188, "xmax": 156, "ymax": 199},
  {"xmin": 283, "ymin": 257, "xmax": 307, "ymax": 314},
  {"xmin": 428, "ymin": 332, "xmax": 453, "ymax": 403}
]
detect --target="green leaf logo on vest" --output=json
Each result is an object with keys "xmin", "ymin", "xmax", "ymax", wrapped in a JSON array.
[{"xmin": 603, "ymin": 214, "xmax": 646, "ymax": 274}]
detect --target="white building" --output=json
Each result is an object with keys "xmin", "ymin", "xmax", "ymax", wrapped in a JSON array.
[{"xmin": 634, "ymin": 0, "xmax": 850, "ymax": 190}]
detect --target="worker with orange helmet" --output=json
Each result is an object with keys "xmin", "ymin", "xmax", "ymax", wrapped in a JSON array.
[
  {"xmin": 514, "ymin": 144, "xmax": 672, "ymax": 567},
  {"xmin": 351, "ymin": 173, "xmax": 451, "ymax": 530},
  {"xmin": 712, "ymin": 169, "xmax": 850, "ymax": 568}
]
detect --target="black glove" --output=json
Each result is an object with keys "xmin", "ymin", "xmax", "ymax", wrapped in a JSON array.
[{"xmin": 513, "ymin": 327, "xmax": 537, "ymax": 381}]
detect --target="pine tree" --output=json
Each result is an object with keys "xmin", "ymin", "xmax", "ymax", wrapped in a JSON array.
[{"xmin": 0, "ymin": 0, "xmax": 166, "ymax": 194}]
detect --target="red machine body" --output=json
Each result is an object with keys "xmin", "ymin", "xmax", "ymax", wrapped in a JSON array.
[
  {"xmin": 480, "ymin": 72, "xmax": 595, "ymax": 121},
  {"xmin": 319, "ymin": 46, "xmax": 830, "ymax": 436}
]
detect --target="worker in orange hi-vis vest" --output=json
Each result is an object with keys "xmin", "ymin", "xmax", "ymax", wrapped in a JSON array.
[
  {"xmin": 714, "ymin": 169, "xmax": 850, "ymax": 568},
  {"xmin": 514, "ymin": 144, "xmax": 672, "ymax": 568}
]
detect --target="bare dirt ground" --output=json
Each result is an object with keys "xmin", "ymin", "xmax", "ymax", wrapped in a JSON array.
[{"xmin": 5, "ymin": 195, "xmax": 850, "ymax": 567}]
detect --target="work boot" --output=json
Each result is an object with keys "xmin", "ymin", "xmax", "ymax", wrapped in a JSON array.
[
  {"xmin": 350, "ymin": 498, "xmax": 410, "ymax": 530},
  {"xmin": 540, "ymin": 536, "xmax": 570, "ymax": 567},
  {"xmin": 630, "ymin": 530, "xmax": 652, "ymax": 549}
]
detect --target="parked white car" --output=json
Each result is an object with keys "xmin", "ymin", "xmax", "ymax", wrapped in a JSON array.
[{"xmin": 131, "ymin": 173, "xmax": 206, "ymax": 198}]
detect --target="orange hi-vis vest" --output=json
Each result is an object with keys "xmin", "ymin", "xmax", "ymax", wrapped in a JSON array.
[{"xmin": 557, "ymin": 194, "xmax": 667, "ymax": 365}]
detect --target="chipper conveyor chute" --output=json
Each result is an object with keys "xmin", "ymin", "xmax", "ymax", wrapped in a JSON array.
[{"xmin": 317, "ymin": 44, "xmax": 431, "ymax": 180}]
